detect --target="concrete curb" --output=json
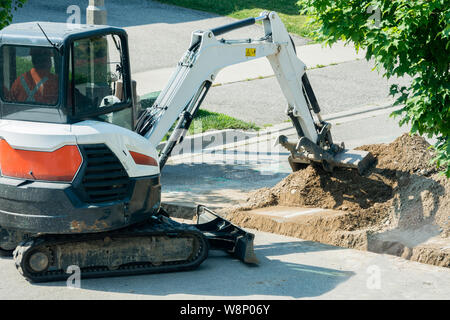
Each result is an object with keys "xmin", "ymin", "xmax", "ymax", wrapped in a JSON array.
[
  {"xmin": 166, "ymin": 101, "xmax": 400, "ymax": 163},
  {"xmin": 157, "ymin": 128, "xmax": 259, "ymax": 151},
  {"xmin": 153, "ymin": 99, "xmax": 397, "ymax": 152}
]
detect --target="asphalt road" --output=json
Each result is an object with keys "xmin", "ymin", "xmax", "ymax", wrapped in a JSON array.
[
  {"xmin": 1, "ymin": 229, "xmax": 449, "ymax": 299},
  {"xmin": 203, "ymin": 60, "xmax": 411, "ymax": 125},
  {"xmin": 12, "ymin": 0, "xmax": 307, "ymax": 73}
]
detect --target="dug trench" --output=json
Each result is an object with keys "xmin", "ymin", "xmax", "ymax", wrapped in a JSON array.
[{"xmin": 224, "ymin": 134, "xmax": 450, "ymax": 268}]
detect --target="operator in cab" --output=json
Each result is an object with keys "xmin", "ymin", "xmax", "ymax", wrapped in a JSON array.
[{"xmin": 9, "ymin": 47, "xmax": 58, "ymax": 105}]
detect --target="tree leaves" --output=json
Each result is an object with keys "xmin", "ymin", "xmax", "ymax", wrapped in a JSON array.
[
  {"xmin": 298, "ymin": 0, "xmax": 450, "ymax": 176},
  {"xmin": 0, "ymin": 0, "xmax": 27, "ymax": 30}
]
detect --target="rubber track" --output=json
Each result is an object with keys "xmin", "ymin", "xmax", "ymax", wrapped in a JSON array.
[{"xmin": 13, "ymin": 217, "xmax": 209, "ymax": 283}]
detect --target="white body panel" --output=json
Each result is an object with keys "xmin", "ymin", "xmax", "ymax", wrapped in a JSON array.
[
  {"xmin": 72, "ymin": 121, "xmax": 160, "ymax": 177},
  {"xmin": 0, "ymin": 120, "xmax": 75, "ymax": 151},
  {"xmin": 0, "ymin": 119, "xmax": 160, "ymax": 178}
]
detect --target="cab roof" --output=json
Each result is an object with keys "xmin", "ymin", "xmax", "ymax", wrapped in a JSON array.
[{"xmin": 0, "ymin": 22, "xmax": 126, "ymax": 47}]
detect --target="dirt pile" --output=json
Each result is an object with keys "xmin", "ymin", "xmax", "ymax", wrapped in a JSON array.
[{"xmin": 228, "ymin": 134, "xmax": 450, "ymax": 267}]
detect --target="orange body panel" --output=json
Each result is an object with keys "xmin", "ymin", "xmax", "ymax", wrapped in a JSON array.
[
  {"xmin": 129, "ymin": 151, "xmax": 158, "ymax": 167},
  {"xmin": 0, "ymin": 139, "xmax": 82, "ymax": 182}
]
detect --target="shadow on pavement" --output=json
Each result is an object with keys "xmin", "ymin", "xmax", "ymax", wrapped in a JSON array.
[
  {"xmin": 34, "ymin": 240, "xmax": 354, "ymax": 299},
  {"xmin": 162, "ymin": 161, "xmax": 290, "ymax": 194}
]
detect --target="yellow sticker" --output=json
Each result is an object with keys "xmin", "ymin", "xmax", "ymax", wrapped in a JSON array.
[{"xmin": 245, "ymin": 48, "xmax": 256, "ymax": 57}]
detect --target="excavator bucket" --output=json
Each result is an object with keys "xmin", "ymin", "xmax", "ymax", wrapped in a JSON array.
[
  {"xmin": 194, "ymin": 205, "xmax": 259, "ymax": 264},
  {"xmin": 328, "ymin": 148, "xmax": 375, "ymax": 174},
  {"xmin": 279, "ymin": 135, "xmax": 375, "ymax": 175}
]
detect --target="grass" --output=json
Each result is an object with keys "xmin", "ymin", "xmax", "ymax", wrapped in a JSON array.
[
  {"xmin": 156, "ymin": 0, "xmax": 315, "ymax": 38},
  {"xmin": 140, "ymin": 94, "xmax": 260, "ymax": 138},
  {"xmin": 188, "ymin": 109, "xmax": 259, "ymax": 134},
  {"xmin": 160, "ymin": 109, "xmax": 260, "ymax": 141}
]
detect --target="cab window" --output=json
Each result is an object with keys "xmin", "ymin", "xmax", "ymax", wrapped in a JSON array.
[
  {"xmin": 0, "ymin": 45, "xmax": 60, "ymax": 106},
  {"xmin": 69, "ymin": 34, "xmax": 131, "ymax": 129}
]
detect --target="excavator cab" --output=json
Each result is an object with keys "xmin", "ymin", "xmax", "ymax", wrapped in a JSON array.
[{"xmin": 0, "ymin": 22, "xmax": 134, "ymax": 129}]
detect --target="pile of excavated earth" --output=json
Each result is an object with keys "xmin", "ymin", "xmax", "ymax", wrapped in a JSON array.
[{"xmin": 226, "ymin": 134, "xmax": 450, "ymax": 267}]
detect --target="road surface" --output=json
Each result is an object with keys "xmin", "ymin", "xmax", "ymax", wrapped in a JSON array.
[{"xmin": 1, "ymin": 229, "xmax": 449, "ymax": 299}]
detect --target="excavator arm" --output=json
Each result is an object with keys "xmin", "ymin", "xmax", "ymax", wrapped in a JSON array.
[{"xmin": 135, "ymin": 11, "xmax": 374, "ymax": 172}]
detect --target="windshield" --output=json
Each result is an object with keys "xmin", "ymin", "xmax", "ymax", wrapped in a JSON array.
[
  {"xmin": 0, "ymin": 45, "xmax": 60, "ymax": 106},
  {"xmin": 69, "ymin": 34, "xmax": 131, "ymax": 129}
]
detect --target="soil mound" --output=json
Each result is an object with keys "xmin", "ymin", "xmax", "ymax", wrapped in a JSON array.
[{"xmin": 229, "ymin": 134, "xmax": 450, "ymax": 267}]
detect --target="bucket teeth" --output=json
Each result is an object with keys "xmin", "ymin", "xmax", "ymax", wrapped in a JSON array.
[
  {"xmin": 278, "ymin": 135, "xmax": 375, "ymax": 175},
  {"xmin": 332, "ymin": 149, "xmax": 375, "ymax": 174}
]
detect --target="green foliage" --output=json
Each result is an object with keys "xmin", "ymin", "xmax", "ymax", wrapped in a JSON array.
[
  {"xmin": 298, "ymin": 0, "xmax": 450, "ymax": 176},
  {"xmin": 0, "ymin": 0, "xmax": 26, "ymax": 29},
  {"xmin": 15, "ymin": 56, "xmax": 32, "ymax": 76}
]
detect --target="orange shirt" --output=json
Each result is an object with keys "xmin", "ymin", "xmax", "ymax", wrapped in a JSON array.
[{"xmin": 10, "ymin": 68, "xmax": 58, "ymax": 105}]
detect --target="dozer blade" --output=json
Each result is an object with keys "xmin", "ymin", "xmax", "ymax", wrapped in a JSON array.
[{"xmin": 194, "ymin": 205, "xmax": 259, "ymax": 264}]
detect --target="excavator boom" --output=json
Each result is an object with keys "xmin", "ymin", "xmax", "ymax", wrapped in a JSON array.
[{"xmin": 135, "ymin": 11, "xmax": 374, "ymax": 174}]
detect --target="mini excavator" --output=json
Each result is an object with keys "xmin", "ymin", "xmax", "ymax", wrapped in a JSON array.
[{"xmin": 0, "ymin": 12, "xmax": 373, "ymax": 282}]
